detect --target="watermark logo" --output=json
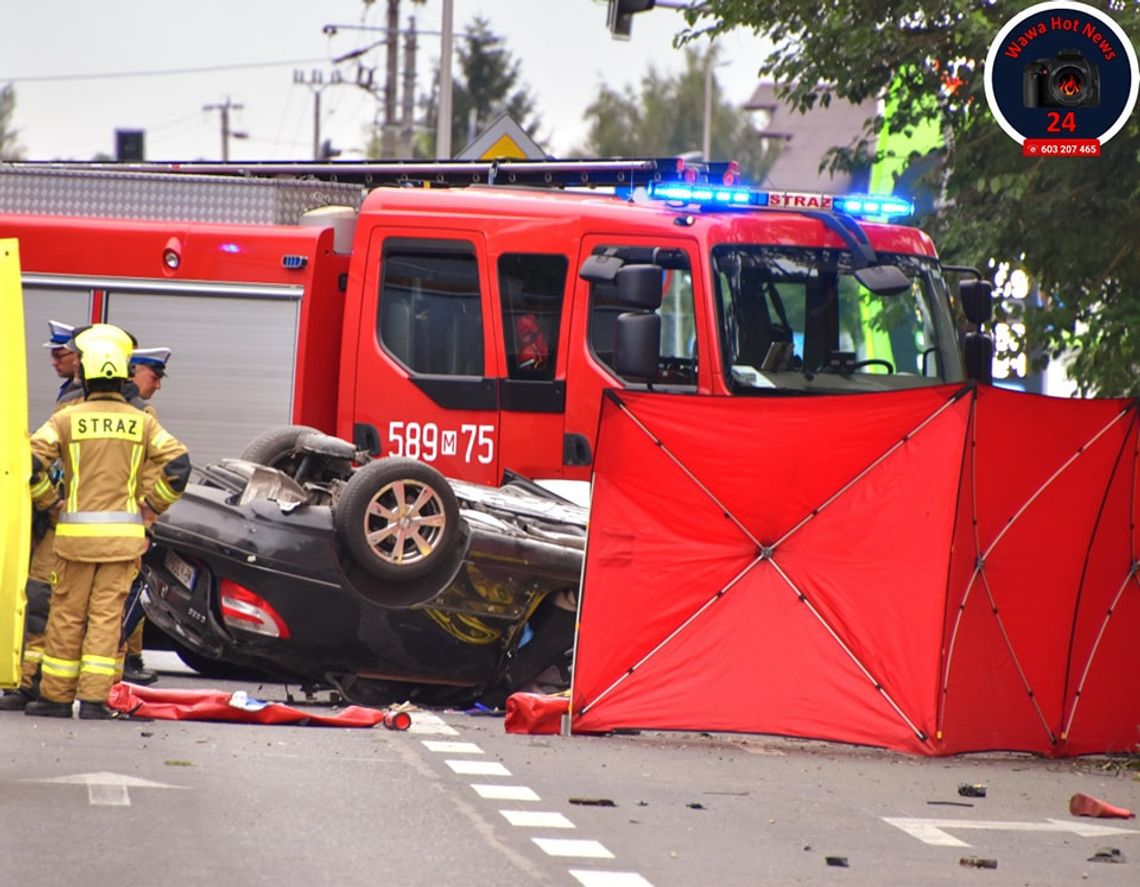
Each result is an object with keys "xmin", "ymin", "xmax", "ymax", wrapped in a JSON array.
[{"xmin": 984, "ymin": 2, "xmax": 1137, "ymax": 156}]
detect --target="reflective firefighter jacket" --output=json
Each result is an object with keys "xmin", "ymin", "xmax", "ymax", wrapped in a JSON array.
[{"xmin": 29, "ymin": 392, "xmax": 190, "ymax": 562}]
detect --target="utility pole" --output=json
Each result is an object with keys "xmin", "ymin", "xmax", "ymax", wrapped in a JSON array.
[
  {"xmin": 703, "ymin": 53, "xmax": 713, "ymax": 161},
  {"xmin": 401, "ymin": 16, "xmax": 418, "ymax": 157},
  {"xmin": 202, "ymin": 97, "xmax": 247, "ymax": 161},
  {"xmin": 293, "ymin": 69, "xmax": 343, "ymax": 160},
  {"xmin": 438, "ymin": 0, "xmax": 454, "ymax": 159},
  {"xmin": 381, "ymin": 0, "xmax": 400, "ymax": 158},
  {"xmin": 323, "ymin": 5, "xmax": 455, "ymax": 159}
]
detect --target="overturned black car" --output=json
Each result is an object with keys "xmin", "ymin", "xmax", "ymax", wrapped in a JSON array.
[{"xmin": 140, "ymin": 427, "xmax": 587, "ymax": 706}]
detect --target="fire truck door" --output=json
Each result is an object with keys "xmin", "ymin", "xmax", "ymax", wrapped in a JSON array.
[
  {"xmin": 352, "ymin": 230, "xmax": 503, "ymax": 486},
  {"xmin": 562, "ymin": 236, "xmax": 703, "ymax": 478}
]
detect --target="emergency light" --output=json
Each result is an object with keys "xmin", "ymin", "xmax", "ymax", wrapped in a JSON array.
[{"xmin": 645, "ymin": 182, "xmax": 914, "ymax": 220}]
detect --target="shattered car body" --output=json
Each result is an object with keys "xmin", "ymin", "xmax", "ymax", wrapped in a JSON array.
[{"xmin": 141, "ymin": 428, "xmax": 586, "ymax": 706}]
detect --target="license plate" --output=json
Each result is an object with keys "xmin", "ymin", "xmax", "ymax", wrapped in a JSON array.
[{"xmin": 164, "ymin": 549, "xmax": 197, "ymax": 590}]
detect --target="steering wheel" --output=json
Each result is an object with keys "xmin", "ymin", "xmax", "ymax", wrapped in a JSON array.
[{"xmin": 852, "ymin": 358, "xmax": 895, "ymax": 374}]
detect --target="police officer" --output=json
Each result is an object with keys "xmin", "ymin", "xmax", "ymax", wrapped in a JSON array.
[
  {"xmin": 120, "ymin": 346, "xmax": 173, "ymax": 685},
  {"xmin": 24, "ymin": 324, "xmax": 190, "ymax": 720},
  {"xmin": 45, "ymin": 319, "xmax": 84, "ymax": 407},
  {"xmin": 0, "ymin": 320, "xmax": 86, "ymax": 711},
  {"xmin": 127, "ymin": 347, "xmax": 170, "ymax": 403}
]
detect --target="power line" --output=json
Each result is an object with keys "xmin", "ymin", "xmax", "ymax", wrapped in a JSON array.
[{"xmin": 0, "ymin": 57, "xmax": 332, "ymax": 84}]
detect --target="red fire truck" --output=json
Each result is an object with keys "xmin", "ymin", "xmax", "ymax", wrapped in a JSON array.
[{"xmin": 2, "ymin": 159, "xmax": 992, "ymax": 486}]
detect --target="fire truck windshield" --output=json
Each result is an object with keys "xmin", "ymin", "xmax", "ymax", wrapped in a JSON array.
[{"xmin": 711, "ymin": 246, "xmax": 963, "ymax": 393}]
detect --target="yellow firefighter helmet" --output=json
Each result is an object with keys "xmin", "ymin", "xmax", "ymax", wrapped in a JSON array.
[{"xmin": 72, "ymin": 323, "xmax": 138, "ymax": 382}]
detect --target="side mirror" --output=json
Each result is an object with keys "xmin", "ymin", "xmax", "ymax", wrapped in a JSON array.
[
  {"xmin": 854, "ymin": 264, "xmax": 912, "ymax": 296},
  {"xmin": 959, "ymin": 280, "xmax": 994, "ymax": 326},
  {"xmin": 615, "ymin": 264, "xmax": 663, "ymax": 311},
  {"xmin": 963, "ymin": 331, "xmax": 994, "ymax": 384},
  {"xmin": 613, "ymin": 312, "xmax": 661, "ymax": 381}
]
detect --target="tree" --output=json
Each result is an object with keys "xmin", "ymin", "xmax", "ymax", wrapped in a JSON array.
[
  {"xmin": 575, "ymin": 47, "xmax": 780, "ymax": 184},
  {"xmin": 381, "ymin": 17, "xmax": 542, "ymax": 159},
  {"xmin": 680, "ymin": 1, "xmax": 1140, "ymax": 395},
  {"xmin": 0, "ymin": 83, "xmax": 23, "ymax": 160}
]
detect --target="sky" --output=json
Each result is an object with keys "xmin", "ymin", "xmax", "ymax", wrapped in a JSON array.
[{"xmin": 0, "ymin": 0, "xmax": 773, "ymax": 162}]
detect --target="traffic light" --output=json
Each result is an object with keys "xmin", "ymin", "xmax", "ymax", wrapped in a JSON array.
[
  {"xmin": 115, "ymin": 129, "xmax": 145, "ymax": 162},
  {"xmin": 607, "ymin": 0, "xmax": 655, "ymax": 40}
]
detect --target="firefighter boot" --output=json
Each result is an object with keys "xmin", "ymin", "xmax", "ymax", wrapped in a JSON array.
[
  {"xmin": 24, "ymin": 699, "xmax": 74, "ymax": 718},
  {"xmin": 122, "ymin": 653, "xmax": 158, "ymax": 686},
  {"xmin": 78, "ymin": 700, "xmax": 124, "ymax": 720},
  {"xmin": 0, "ymin": 689, "xmax": 34, "ymax": 711}
]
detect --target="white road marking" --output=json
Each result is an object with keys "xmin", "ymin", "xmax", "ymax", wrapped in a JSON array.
[
  {"xmin": 446, "ymin": 759, "xmax": 511, "ymax": 776},
  {"xmin": 427, "ymin": 729, "xmax": 655, "ymax": 886},
  {"xmin": 884, "ymin": 816, "xmax": 1140, "ymax": 847},
  {"xmin": 28, "ymin": 771, "xmax": 188, "ymax": 807},
  {"xmin": 471, "ymin": 783, "xmax": 540, "ymax": 801},
  {"xmin": 407, "ymin": 712, "xmax": 458, "ymax": 735},
  {"xmin": 569, "ymin": 872, "xmax": 656, "ymax": 887},
  {"xmin": 533, "ymin": 838, "xmax": 614, "ymax": 859},
  {"xmin": 422, "ymin": 740, "xmax": 483, "ymax": 754},
  {"xmin": 500, "ymin": 810, "xmax": 575, "ymax": 828}
]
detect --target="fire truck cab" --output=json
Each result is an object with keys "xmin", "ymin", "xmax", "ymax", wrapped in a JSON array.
[{"xmin": 334, "ymin": 165, "xmax": 977, "ymax": 486}]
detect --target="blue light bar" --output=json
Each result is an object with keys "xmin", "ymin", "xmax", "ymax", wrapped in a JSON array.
[
  {"xmin": 833, "ymin": 194, "xmax": 915, "ymax": 219},
  {"xmin": 646, "ymin": 183, "xmax": 914, "ymax": 220},
  {"xmin": 650, "ymin": 183, "xmax": 755, "ymax": 205}
]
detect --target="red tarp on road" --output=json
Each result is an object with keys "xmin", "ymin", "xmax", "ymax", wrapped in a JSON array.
[
  {"xmin": 571, "ymin": 384, "xmax": 1139, "ymax": 756},
  {"xmin": 108, "ymin": 682, "xmax": 387, "ymax": 727}
]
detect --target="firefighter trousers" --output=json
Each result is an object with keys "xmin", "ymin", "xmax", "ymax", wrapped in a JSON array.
[
  {"xmin": 17, "ymin": 526, "xmax": 59, "ymax": 690},
  {"xmin": 39, "ymin": 559, "xmax": 137, "ymax": 704}
]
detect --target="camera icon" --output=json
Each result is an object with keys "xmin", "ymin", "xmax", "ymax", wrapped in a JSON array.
[{"xmin": 1023, "ymin": 49, "xmax": 1101, "ymax": 108}]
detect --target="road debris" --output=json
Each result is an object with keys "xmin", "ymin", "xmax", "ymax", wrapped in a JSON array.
[
  {"xmin": 381, "ymin": 710, "xmax": 411, "ymax": 731},
  {"xmin": 569, "ymin": 797, "xmax": 616, "ymax": 807},
  {"xmin": 825, "ymin": 856, "xmax": 849, "ymax": 867},
  {"xmin": 959, "ymin": 856, "xmax": 998, "ymax": 869},
  {"xmin": 958, "ymin": 783, "xmax": 987, "ymax": 798},
  {"xmin": 686, "ymin": 802, "xmax": 706, "ymax": 810},
  {"xmin": 1069, "ymin": 792, "xmax": 1136, "ymax": 819},
  {"xmin": 1087, "ymin": 846, "xmax": 1125, "ymax": 864},
  {"xmin": 928, "ymin": 800, "xmax": 974, "ymax": 807}
]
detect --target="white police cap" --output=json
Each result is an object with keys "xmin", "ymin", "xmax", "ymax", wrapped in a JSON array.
[
  {"xmin": 130, "ymin": 347, "xmax": 172, "ymax": 376},
  {"xmin": 43, "ymin": 319, "xmax": 76, "ymax": 349}
]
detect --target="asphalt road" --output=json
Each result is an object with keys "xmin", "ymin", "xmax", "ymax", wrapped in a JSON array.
[{"xmin": 1, "ymin": 652, "xmax": 1137, "ymax": 887}]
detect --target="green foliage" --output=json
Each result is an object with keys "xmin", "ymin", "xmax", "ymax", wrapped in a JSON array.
[
  {"xmin": 451, "ymin": 17, "xmax": 540, "ymax": 149},
  {"xmin": 575, "ymin": 47, "xmax": 779, "ymax": 183},
  {"xmin": 682, "ymin": 1, "xmax": 1140, "ymax": 395},
  {"xmin": 403, "ymin": 17, "xmax": 541, "ymax": 159},
  {"xmin": 0, "ymin": 83, "xmax": 23, "ymax": 160}
]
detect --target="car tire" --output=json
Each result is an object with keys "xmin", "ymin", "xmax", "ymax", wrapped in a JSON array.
[
  {"xmin": 334, "ymin": 458, "xmax": 460, "ymax": 582},
  {"xmin": 240, "ymin": 424, "xmax": 320, "ymax": 475}
]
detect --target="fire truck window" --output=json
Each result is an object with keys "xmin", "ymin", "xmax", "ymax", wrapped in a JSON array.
[
  {"xmin": 497, "ymin": 254, "xmax": 568, "ymax": 380},
  {"xmin": 711, "ymin": 246, "xmax": 944, "ymax": 382},
  {"xmin": 377, "ymin": 242, "xmax": 484, "ymax": 377},
  {"xmin": 587, "ymin": 247, "xmax": 697, "ymax": 388}
]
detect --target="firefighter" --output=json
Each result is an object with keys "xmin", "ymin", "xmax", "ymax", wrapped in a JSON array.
[
  {"xmin": 23, "ymin": 324, "xmax": 189, "ymax": 720},
  {"xmin": 514, "ymin": 313, "xmax": 550, "ymax": 372},
  {"xmin": 0, "ymin": 320, "xmax": 86, "ymax": 711},
  {"xmin": 119, "ymin": 346, "xmax": 173, "ymax": 685}
]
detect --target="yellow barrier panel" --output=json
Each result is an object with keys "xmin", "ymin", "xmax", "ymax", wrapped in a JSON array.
[{"xmin": 0, "ymin": 239, "xmax": 30, "ymax": 687}]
